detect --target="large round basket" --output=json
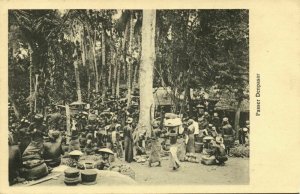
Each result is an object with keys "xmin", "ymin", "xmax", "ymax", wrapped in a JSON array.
[{"xmin": 195, "ymin": 142, "xmax": 203, "ymax": 153}]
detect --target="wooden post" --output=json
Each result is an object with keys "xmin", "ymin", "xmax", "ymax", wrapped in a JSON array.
[{"xmin": 65, "ymin": 104, "xmax": 71, "ymax": 144}]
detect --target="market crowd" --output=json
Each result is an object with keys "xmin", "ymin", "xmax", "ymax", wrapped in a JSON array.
[{"xmin": 8, "ymin": 93, "xmax": 250, "ymax": 185}]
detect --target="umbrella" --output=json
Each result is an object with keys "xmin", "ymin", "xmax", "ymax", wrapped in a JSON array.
[{"xmin": 98, "ymin": 148, "xmax": 114, "ymax": 155}]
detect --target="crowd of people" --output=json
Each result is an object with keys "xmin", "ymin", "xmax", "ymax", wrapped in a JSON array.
[{"xmin": 8, "ymin": 95, "xmax": 250, "ymax": 185}]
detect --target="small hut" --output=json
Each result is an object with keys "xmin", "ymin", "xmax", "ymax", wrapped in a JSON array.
[
  {"xmin": 153, "ymin": 87, "xmax": 175, "ymax": 114},
  {"xmin": 215, "ymin": 98, "xmax": 249, "ymax": 127}
]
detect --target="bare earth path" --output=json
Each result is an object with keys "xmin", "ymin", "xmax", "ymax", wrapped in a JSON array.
[{"xmin": 122, "ymin": 157, "xmax": 249, "ymax": 185}]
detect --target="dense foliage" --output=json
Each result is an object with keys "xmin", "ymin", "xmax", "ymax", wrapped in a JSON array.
[{"xmin": 8, "ymin": 9, "xmax": 248, "ymax": 122}]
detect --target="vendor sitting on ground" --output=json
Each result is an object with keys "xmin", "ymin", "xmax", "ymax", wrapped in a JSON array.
[
  {"xmin": 201, "ymin": 136, "xmax": 216, "ymax": 165},
  {"xmin": 9, "ymin": 133, "xmax": 22, "ymax": 185},
  {"xmin": 201, "ymin": 136, "xmax": 228, "ymax": 166},
  {"xmin": 213, "ymin": 136, "xmax": 228, "ymax": 165},
  {"xmin": 22, "ymin": 114, "xmax": 49, "ymax": 181},
  {"xmin": 43, "ymin": 130, "xmax": 64, "ymax": 168},
  {"xmin": 136, "ymin": 132, "xmax": 146, "ymax": 156},
  {"xmin": 95, "ymin": 148, "xmax": 114, "ymax": 170},
  {"xmin": 66, "ymin": 150, "xmax": 84, "ymax": 169}
]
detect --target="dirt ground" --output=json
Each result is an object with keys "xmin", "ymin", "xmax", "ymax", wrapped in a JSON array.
[
  {"xmin": 119, "ymin": 156, "xmax": 249, "ymax": 185},
  {"xmin": 13, "ymin": 156, "xmax": 248, "ymax": 186}
]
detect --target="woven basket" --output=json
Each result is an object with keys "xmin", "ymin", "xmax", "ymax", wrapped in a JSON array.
[
  {"xmin": 195, "ymin": 142, "xmax": 203, "ymax": 153},
  {"xmin": 22, "ymin": 162, "xmax": 49, "ymax": 180}
]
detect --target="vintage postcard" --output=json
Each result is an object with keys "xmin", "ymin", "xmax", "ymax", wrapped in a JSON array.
[{"xmin": 0, "ymin": 0, "xmax": 299, "ymax": 193}]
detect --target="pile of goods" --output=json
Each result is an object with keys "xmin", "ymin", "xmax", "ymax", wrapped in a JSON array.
[
  {"xmin": 183, "ymin": 153, "xmax": 200, "ymax": 163},
  {"xmin": 230, "ymin": 145, "xmax": 250, "ymax": 158},
  {"xmin": 133, "ymin": 155, "xmax": 148, "ymax": 163},
  {"xmin": 21, "ymin": 160, "xmax": 49, "ymax": 181},
  {"xmin": 110, "ymin": 164, "xmax": 135, "ymax": 180}
]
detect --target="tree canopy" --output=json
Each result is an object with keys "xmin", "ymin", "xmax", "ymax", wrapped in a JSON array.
[{"xmin": 8, "ymin": 9, "xmax": 249, "ymax": 120}]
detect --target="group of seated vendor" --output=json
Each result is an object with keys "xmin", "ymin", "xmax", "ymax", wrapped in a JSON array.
[{"xmin": 8, "ymin": 114, "xmax": 65, "ymax": 185}]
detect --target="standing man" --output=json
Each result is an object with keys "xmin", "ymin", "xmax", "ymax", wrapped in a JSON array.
[
  {"xmin": 220, "ymin": 117, "xmax": 235, "ymax": 156},
  {"xmin": 211, "ymin": 112, "xmax": 221, "ymax": 133},
  {"xmin": 190, "ymin": 117, "xmax": 200, "ymax": 143}
]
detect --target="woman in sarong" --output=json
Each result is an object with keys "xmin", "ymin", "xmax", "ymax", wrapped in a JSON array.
[
  {"xmin": 149, "ymin": 137, "xmax": 161, "ymax": 167},
  {"xmin": 124, "ymin": 118, "xmax": 134, "ymax": 163},
  {"xmin": 186, "ymin": 119, "xmax": 195, "ymax": 154}
]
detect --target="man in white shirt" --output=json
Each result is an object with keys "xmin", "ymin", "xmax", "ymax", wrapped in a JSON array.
[{"xmin": 193, "ymin": 119, "xmax": 200, "ymax": 142}]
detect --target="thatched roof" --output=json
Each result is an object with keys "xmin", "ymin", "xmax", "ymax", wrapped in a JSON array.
[
  {"xmin": 215, "ymin": 98, "xmax": 249, "ymax": 112},
  {"xmin": 153, "ymin": 87, "xmax": 173, "ymax": 106}
]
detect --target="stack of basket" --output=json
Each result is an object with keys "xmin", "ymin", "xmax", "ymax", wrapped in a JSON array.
[{"xmin": 64, "ymin": 168, "xmax": 80, "ymax": 186}]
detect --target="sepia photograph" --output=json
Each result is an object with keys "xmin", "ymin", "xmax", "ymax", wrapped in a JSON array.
[{"xmin": 6, "ymin": 8, "xmax": 249, "ymax": 187}]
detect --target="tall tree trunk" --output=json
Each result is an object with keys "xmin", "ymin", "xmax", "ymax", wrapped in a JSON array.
[
  {"xmin": 132, "ymin": 63, "xmax": 138, "ymax": 89},
  {"xmin": 116, "ymin": 52, "xmax": 121, "ymax": 98},
  {"xmin": 34, "ymin": 74, "xmax": 39, "ymax": 113},
  {"xmin": 235, "ymin": 99, "xmax": 242, "ymax": 139},
  {"xmin": 63, "ymin": 70, "xmax": 67, "ymax": 104},
  {"xmin": 138, "ymin": 10, "xmax": 156, "ymax": 137},
  {"xmin": 121, "ymin": 21, "xmax": 130, "ymax": 96},
  {"xmin": 65, "ymin": 104, "xmax": 71, "ymax": 144},
  {"xmin": 112, "ymin": 51, "xmax": 117, "ymax": 97},
  {"xmin": 108, "ymin": 52, "xmax": 112, "ymax": 91},
  {"xmin": 81, "ymin": 31, "xmax": 90, "ymax": 100},
  {"xmin": 186, "ymin": 85, "xmax": 192, "ymax": 117},
  {"xmin": 127, "ymin": 12, "xmax": 134, "ymax": 108},
  {"xmin": 28, "ymin": 45, "xmax": 34, "ymax": 113},
  {"xmin": 9, "ymin": 96, "xmax": 20, "ymax": 120},
  {"xmin": 74, "ymin": 58, "xmax": 82, "ymax": 102},
  {"xmin": 101, "ymin": 26, "xmax": 106, "ymax": 100},
  {"xmin": 91, "ymin": 30, "xmax": 99, "ymax": 93}
]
